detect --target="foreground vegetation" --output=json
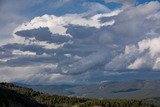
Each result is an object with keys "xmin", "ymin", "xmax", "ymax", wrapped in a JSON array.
[{"xmin": 0, "ymin": 83, "xmax": 158, "ymax": 107}]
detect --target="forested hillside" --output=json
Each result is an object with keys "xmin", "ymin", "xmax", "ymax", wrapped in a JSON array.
[{"xmin": 0, "ymin": 83, "xmax": 158, "ymax": 107}]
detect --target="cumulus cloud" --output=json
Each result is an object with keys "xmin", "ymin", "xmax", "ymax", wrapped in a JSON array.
[
  {"xmin": 105, "ymin": 37, "xmax": 160, "ymax": 71},
  {"xmin": 14, "ymin": 13, "xmax": 116, "ymax": 36}
]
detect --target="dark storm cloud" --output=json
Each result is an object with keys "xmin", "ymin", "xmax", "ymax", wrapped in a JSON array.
[{"xmin": 15, "ymin": 27, "xmax": 71, "ymax": 44}]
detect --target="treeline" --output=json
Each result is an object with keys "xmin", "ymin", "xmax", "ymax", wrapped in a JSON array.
[
  {"xmin": 0, "ymin": 83, "xmax": 157, "ymax": 107},
  {"xmin": 78, "ymin": 99, "xmax": 154, "ymax": 107},
  {"xmin": 0, "ymin": 85, "xmax": 44, "ymax": 107}
]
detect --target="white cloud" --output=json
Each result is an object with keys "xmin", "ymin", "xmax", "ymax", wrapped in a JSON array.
[
  {"xmin": 64, "ymin": 53, "xmax": 72, "ymax": 58},
  {"xmin": 0, "ymin": 57, "xmax": 17, "ymax": 63},
  {"xmin": 14, "ymin": 11, "xmax": 117, "ymax": 37},
  {"xmin": 127, "ymin": 58, "xmax": 145, "ymax": 69},
  {"xmin": 12, "ymin": 50, "xmax": 36, "ymax": 56},
  {"xmin": 73, "ymin": 55, "xmax": 82, "ymax": 60},
  {"xmin": 106, "ymin": 37, "xmax": 160, "ymax": 71},
  {"xmin": 91, "ymin": 9, "xmax": 122, "ymax": 21},
  {"xmin": 124, "ymin": 45, "xmax": 137, "ymax": 55},
  {"xmin": 12, "ymin": 35, "xmax": 64, "ymax": 49},
  {"xmin": 138, "ymin": 37, "xmax": 160, "ymax": 57},
  {"xmin": 153, "ymin": 58, "xmax": 160, "ymax": 70}
]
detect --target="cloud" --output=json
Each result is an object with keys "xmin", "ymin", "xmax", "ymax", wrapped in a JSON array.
[
  {"xmin": 82, "ymin": 2, "xmax": 110, "ymax": 15},
  {"xmin": 0, "ymin": 64, "xmax": 65, "ymax": 85},
  {"xmin": 9, "ymin": 8, "xmax": 120, "ymax": 75},
  {"xmin": 0, "ymin": 1, "xmax": 160, "ymax": 84},
  {"xmin": 128, "ymin": 58, "xmax": 145, "ymax": 69},
  {"xmin": 0, "ymin": 0, "xmax": 87, "ymax": 40},
  {"xmin": 0, "ymin": 0, "xmax": 111, "ymax": 41},
  {"xmin": 14, "ymin": 28, "xmax": 66, "ymax": 49},
  {"xmin": 0, "ymin": 0, "xmax": 32, "ymax": 41},
  {"xmin": 12, "ymin": 50, "xmax": 37, "ymax": 56},
  {"xmin": 109, "ymin": 1, "xmax": 160, "ymax": 42},
  {"xmin": 105, "ymin": 0, "xmax": 136, "ymax": 5},
  {"xmin": 14, "ymin": 13, "xmax": 115, "ymax": 37},
  {"xmin": 105, "ymin": 37, "xmax": 160, "ymax": 71},
  {"xmin": 4, "ymin": 1, "xmax": 160, "ymax": 73}
]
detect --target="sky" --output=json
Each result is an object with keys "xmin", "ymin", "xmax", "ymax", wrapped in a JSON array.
[{"xmin": 0, "ymin": 0, "xmax": 160, "ymax": 85}]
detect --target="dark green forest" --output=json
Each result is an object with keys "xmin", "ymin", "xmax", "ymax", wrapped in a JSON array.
[{"xmin": 0, "ymin": 83, "xmax": 159, "ymax": 107}]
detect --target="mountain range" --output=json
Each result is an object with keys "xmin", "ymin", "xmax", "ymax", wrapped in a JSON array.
[
  {"xmin": 13, "ymin": 79, "xmax": 160, "ymax": 99},
  {"xmin": 16, "ymin": 79, "xmax": 160, "ymax": 99}
]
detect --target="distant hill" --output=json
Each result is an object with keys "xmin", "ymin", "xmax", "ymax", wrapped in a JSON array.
[
  {"xmin": 21, "ymin": 79, "xmax": 160, "ymax": 99},
  {"xmin": 0, "ymin": 82, "xmax": 157, "ymax": 107}
]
